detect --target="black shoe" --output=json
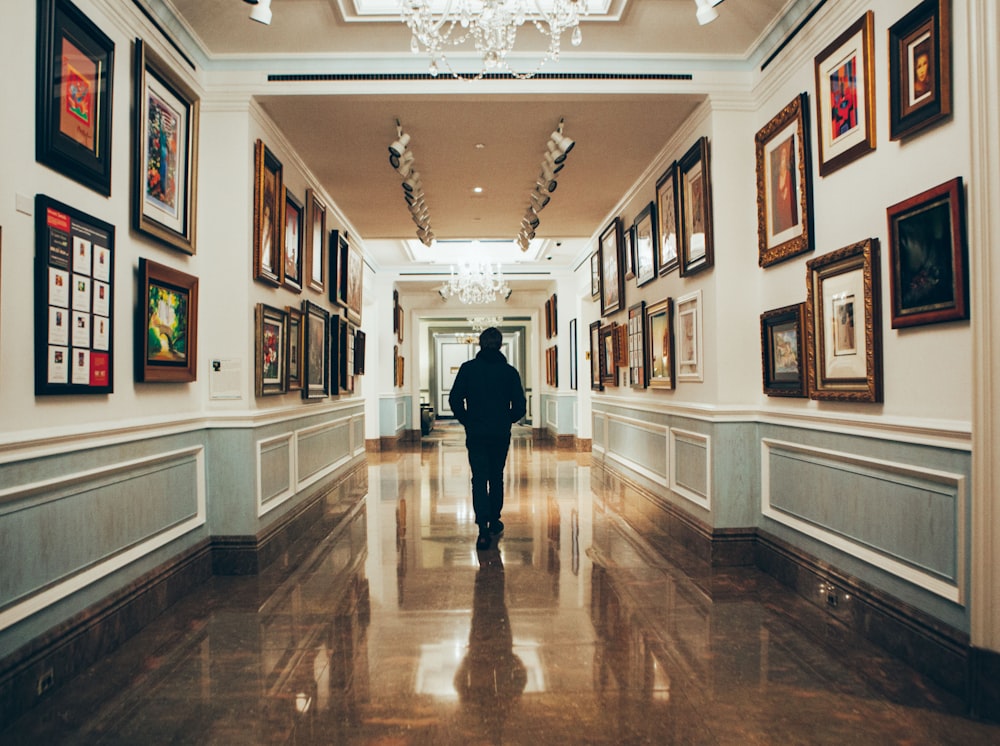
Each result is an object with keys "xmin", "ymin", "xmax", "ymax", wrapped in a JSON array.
[
  {"xmin": 476, "ymin": 533, "xmax": 491, "ymax": 551},
  {"xmin": 489, "ymin": 519, "xmax": 504, "ymax": 536}
]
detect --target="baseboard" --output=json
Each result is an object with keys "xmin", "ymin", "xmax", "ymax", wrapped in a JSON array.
[
  {"xmin": 574, "ymin": 437, "xmax": 592, "ymax": 452},
  {"xmin": 365, "ymin": 438, "xmax": 381, "ymax": 453},
  {"xmin": 970, "ymin": 646, "xmax": 1000, "ymax": 722},
  {"xmin": 0, "ymin": 538, "xmax": 213, "ymax": 727}
]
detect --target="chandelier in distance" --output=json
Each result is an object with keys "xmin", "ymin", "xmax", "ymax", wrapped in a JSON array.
[
  {"xmin": 439, "ymin": 260, "xmax": 512, "ymax": 304},
  {"xmin": 400, "ymin": 0, "xmax": 589, "ymax": 80}
]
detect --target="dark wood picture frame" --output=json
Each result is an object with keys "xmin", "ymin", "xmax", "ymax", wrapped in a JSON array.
[
  {"xmin": 253, "ymin": 139, "xmax": 283, "ymax": 286},
  {"xmin": 589, "ymin": 320, "xmax": 603, "ymax": 391},
  {"xmin": 305, "ymin": 189, "xmax": 326, "ymax": 293},
  {"xmin": 886, "ymin": 176, "xmax": 967, "ymax": 328},
  {"xmin": 599, "ymin": 323, "xmax": 618, "ymax": 388},
  {"xmin": 282, "ymin": 189, "xmax": 304, "ymax": 293},
  {"xmin": 330, "ymin": 230, "xmax": 349, "ymax": 310},
  {"xmin": 633, "ymin": 202, "xmax": 658, "ymax": 287},
  {"xmin": 627, "ymin": 301, "xmax": 647, "ymax": 389},
  {"xmin": 354, "ymin": 329, "xmax": 366, "ymax": 375},
  {"xmin": 760, "ymin": 303, "xmax": 807, "ymax": 397},
  {"xmin": 301, "ymin": 299, "xmax": 329, "ymax": 399},
  {"xmin": 285, "ymin": 305, "xmax": 303, "ymax": 390},
  {"xmin": 544, "ymin": 297, "xmax": 552, "ymax": 339},
  {"xmin": 132, "ymin": 38, "xmax": 199, "ymax": 254},
  {"xmin": 622, "ymin": 223, "xmax": 635, "ymax": 281},
  {"xmin": 806, "ymin": 238, "xmax": 882, "ymax": 402},
  {"xmin": 678, "ymin": 137, "xmax": 714, "ymax": 277},
  {"xmin": 655, "ymin": 162, "xmax": 680, "ymax": 276},
  {"xmin": 138, "ymin": 258, "xmax": 198, "ymax": 383},
  {"xmin": 568, "ymin": 318, "xmax": 578, "ymax": 391},
  {"xmin": 35, "ymin": 195, "xmax": 115, "ymax": 396},
  {"xmin": 590, "ymin": 252, "xmax": 601, "ymax": 300},
  {"xmin": 645, "ymin": 297, "xmax": 675, "ymax": 391},
  {"xmin": 756, "ymin": 92, "xmax": 814, "ymax": 267},
  {"xmin": 254, "ymin": 303, "xmax": 287, "ymax": 396},
  {"xmin": 814, "ymin": 11, "xmax": 876, "ymax": 176},
  {"xmin": 328, "ymin": 313, "xmax": 341, "ymax": 396},
  {"xmin": 599, "ymin": 217, "xmax": 625, "ymax": 316},
  {"xmin": 889, "ymin": 0, "xmax": 951, "ymax": 141},
  {"xmin": 36, "ymin": 0, "xmax": 114, "ymax": 196}
]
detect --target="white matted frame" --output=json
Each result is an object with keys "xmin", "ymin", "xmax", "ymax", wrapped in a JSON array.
[{"xmin": 675, "ymin": 289, "xmax": 703, "ymax": 382}]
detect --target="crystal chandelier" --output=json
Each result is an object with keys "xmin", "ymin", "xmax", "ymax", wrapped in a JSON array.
[
  {"xmin": 440, "ymin": 262, "xmax": 511, "ymax": 304},
  {"xmin": 467, "ymin": 315, "xmax": 502, "ymax": 331},
  {"xmin": 400, "ymin": 0, "xmax": 589, "ymax": 80}
]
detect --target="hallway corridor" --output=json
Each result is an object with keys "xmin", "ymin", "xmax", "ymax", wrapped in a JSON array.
[{"xmin": 3, "ymin": 427, "xmax": 998, "ymax": 744}]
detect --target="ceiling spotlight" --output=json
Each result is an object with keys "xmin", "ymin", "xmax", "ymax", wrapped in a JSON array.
[
  {"xmin": 549, "ymin": 128, "xmax": 575, "ymax": 155},
  {"xmin": 248, "ymin": 0, "xmax": 271, "ymax": 25},
  {"xmin": 695, "ymin": 0, "xmax": 720, "ymax": 25},
  {"xmin": 546, "ymin": 141, "xmax": 567, "ymax": 164},
  {"xmin": 388, "ymin": 132, "xmax": 411, "ymax": 159},
  {"xmin": 402, "ymin": 173, "xmax": 421, "ymax": 193},
  {"xmin": 531, "ymin": 191, "xmax": 550, "ymax": 211},
  {"xmin": 388, "ymin": 120, "xmax": 433, "ymax": 245}
]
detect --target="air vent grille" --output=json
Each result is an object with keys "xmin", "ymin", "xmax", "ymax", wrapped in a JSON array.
[{"xmin": 267, "ymin": 72, "xmax": 693, "ymax": 83}]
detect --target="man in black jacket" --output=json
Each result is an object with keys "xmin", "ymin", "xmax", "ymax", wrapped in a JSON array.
[{"xmin": 449, "ymin": 327, "xmax": 527, "ymax": 550}]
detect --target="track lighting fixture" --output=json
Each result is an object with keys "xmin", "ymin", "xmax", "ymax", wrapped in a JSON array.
[
  {"xmin": 387, "ymin": 120, "xmax": 433, "ymax": 246},
  {"xmin": 695, "ymin": 0, "xmax": 725, "ymax": 26},
  {"xmin": 246, "ymin": 0, "xmax": 272, "ymax": 25},
  {"xmin": 515, "ymin": 118, "xmax": 575, "ymax": 251}
]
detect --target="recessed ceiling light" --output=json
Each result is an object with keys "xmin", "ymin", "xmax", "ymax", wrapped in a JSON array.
[
  {"xmin": 472, "ymin": 186, "xmax": 483, "ymax": 194},
  {"xmin": 475, "ymin": 143, "xmax": 486, "ymax": 150}
]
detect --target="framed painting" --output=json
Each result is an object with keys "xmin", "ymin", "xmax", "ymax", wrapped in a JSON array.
[
  {"xmin": 301, "ymin": 300, "xmax": 329, "ymax": 399},
  {"xmin": 328, "ymin": 313, "xmax": 341, "ymax": 395},
  {"xmin": 346, "ymin": 241, "xmax": 363, "ymax": 325},
  {"xmin": 568, "ymin": 318, "xmax": 578, "ymax": 391},
  {"xmin": 678, "ymin": 137, "xmax": 714, "ymax": 277},
  {"xmin": 589, "ymin": 320, "xmax": 603, "ymax": 391},
  {"xmin": 889, "ymin": 0, "xmax": 951, "ymax": 141},
  {"xmin": 760, "ymin": 303, "xmax": 807, "ymax": 397},
  {"xmin": 814, "ymin": 11, "xmax": 876, "ymax": 176},
  {"xmin": 616, "ymin": 324, "xmax": 628, "ymax": 368},
  {"xmin": 755, "ymin": 92, "xmax": 814, "ymax": 267},
  {"xmin": 254, "ymin": 303, "xmax": 286, "ymax": 396},
  {"xmin": 599, "ymin": 217, "xmax": 625, "ymax": 316},
  {"xmin": 330, "ymin": 230, "xmax": 349, "ymax": 309},
  {"xmin": 645, "ymin": 298, "xmax": 674, "ymax": 390},
  {"xmin": 550, "ymin": 293, "xmax": 557, "ymax": 337},
  {"xmin": 627, "ymin": 301, "xmax": 647, "ymax": 389},
  {"xmin": 285, "ymin": 305, "xmax": 303, "ymax": 390},
  {"xmin": 253, "ymin": 139, "xmax": 283, "ymax": 286},
  {"xmin": 132, "ymin": 39, "xmax": 198, "ymax": 254},
  {"xmin": 599, "ymin": 323, "xmax": 618, "ymax": 388},
  {"xmin": 392, "ymin": 289, "xmax": 400, "ymax": 335},
  {"xmin": 675, "ymin": 289, "xmax": 703, "ymax": 382},
  {"xmin": 590, "ymin": 252, "xmax": 600, "ymax": 300},
  {"xmin": 354, "ymin": 329, "xmax": 366, "ymax": 375},
  {"xmin": 633, "ymin": 202, "xmax": 658, "ymax": 287},
  {"xmin": 138, "ymin": 258, "xmax": 198, "ymax": 383},
  {"xmin": 544, "ymin": 297, "xmax": 552, "ymax": 339},
  {"xmin": 656, "ymin": 162, "xmax": 680, "ymax": 276},
  {"xmin": 305, "ymin": 189, "xmax": 326, "ymax": 292},
  {"xmin": 886, "ymin": 176, "xmax": 967, "ymax": 328},
  {"xmin": 36, "ymin": 0, "xmax": 114, "ymax": 196},
  {"xmin": 283, "ymin": 190, "xmax": 303, "ymax": 293},
  {"xmin": 805, "ymin": 238, "xmax": 882, "ymax": 402},
  {"xmin": 35, "ymin": 195, "xmax": 115, "ymax": 396},
  {"xmin": 622, "ymin": 223, "xmax": 635, "ymax": 281}
]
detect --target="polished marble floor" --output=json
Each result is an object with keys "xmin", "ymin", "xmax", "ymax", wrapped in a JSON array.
[{"xmin": 4, "ymin": 425, "xmax": 1000, "ymax": 744}]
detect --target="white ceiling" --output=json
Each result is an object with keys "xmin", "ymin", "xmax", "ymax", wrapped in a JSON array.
[{"xmin": 161, "ymin": 0, "xmax": 802, "ymax": 271}]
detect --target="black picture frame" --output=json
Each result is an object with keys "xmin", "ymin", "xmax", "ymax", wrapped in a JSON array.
[
  {"xmin": 254, "ymin": 303, "xmax": 287, "ymax": 397},
  {"xmin": 568, "ymin": 318, "xmax": 578, "ymax": 391},
  {"xmin": 678, "ymin": 137, "xmax": 714, "ymax": 277},
  {"xmin": 35, "ymin": 194, "xmax": 115, "ymax": 395},
  {"xmin": 599, "ymin": 217, "xmax": 625, "ymax": 316},
  {"xmin": 889, "ymin": 0, "xmax": 951, "ymax": 141},
  {"xmin": 627, "ymin": 301, "xmax": 647, "ymax": 389},
  {"xmin": 301, "ymin": 299, "xmax": 329, "ymax": 399},
  {"xmin": 633, "ymin": 202, "xmax": 658, "ymax": 287},
  {"xmin": 589, "ymin": 320, "xmax": 603, "ymax": 391},
  {"xmin": 282, "ymin": 189, "xmax": 304, "ymax": 293},
  {"xmin": 760, "ymin": 303, "xmax": 807, "ymax": 397},
  {"xmin": 36, "ymin": 0, "xmax": 115, "ymax": 196},
  {"xmin": 655, "ymin": 162, "xmax": 680, "ymax": 276},
  {"xmin": 137, "ymin": 258, "xmax": 198, "ymax": 383}
]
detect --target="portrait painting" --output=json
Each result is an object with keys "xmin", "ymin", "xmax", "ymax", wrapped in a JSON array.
[
  {"xmin": 283, "ymin": 191, "xmax": 303, "ymax": 292},
  {"xmin": 253, "ymin": 140, "xmax": 284, "ymax": 286},
  {"xmin": 889, "ymin": 0, "xmax": 952, "ymax": 140}
]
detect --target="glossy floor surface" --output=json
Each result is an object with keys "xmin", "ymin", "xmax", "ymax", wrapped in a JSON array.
[{"xmin": 4, "ymin": 426, "xmax": 1000, "ymax": 744}]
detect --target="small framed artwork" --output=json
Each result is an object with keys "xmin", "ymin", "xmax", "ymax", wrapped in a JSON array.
[
  {"xmin": 760, "ymin": 303, "xmax": 807, "ymax": 397},
  {"xmin": 396, "ymin": 301, "xmax": 404, "ymax": 343},
  {"xmin": 633, "ymin": 202, "xmax": 658, "ymax": 287},
  {"xmin": 599, "ymin": 217, "xmax": 625, "ymax": 316},
  {"xmin": 590, "ymin": 252, "xmax": 600, "ymax": 300},
  {"xmin": 675, "ymin": 289, "xmax": 703, "ymax": 382},
  {"xmin": 331, "ymin": 230, "xmax": 349, "ymax": 309},
  {"xmin": 305, "ymin": 189, "xmax": 326, "ymax": 293},
  {"xmin": 254, "ymin": 303, "xmax": 287, "ymax": 396},
  {"xmin": 627, "ymin": 301, "xmax": 647, "ymax": 389},
  {"xmin": 138, "ymin": 258, "xmax": 198, "ymax": 383},
  {"xmin": 889, "ymin": 0, "xmax": 951, "ymax": 140},
  {"xmin": 678, "ymin": 137, "xmax": 714, "ymax": 277},
  {"xmin": 886, "ymin": 176, "xmax": 967, "ymax": 328},
  {"xmin": 645, "ymin": 298, "xmax": 675, "ymax": 390},
  {"xmin": 301, "ymin": 300, "xmax": 329, "ymax": 399},
  {"xmin": 253, "ymin": 139, "xmax": 283, "ymax": 286},
  {"xmin": 328, "ymin": 313, "xmax": 341, "ymax": 395},
  {"xmin": 550, "ymin": 293, "xmax": 558, "ymax": 337},
  {"xmin": 283, "ymin": 190, "xmax": 303, "ymax": 292},
  {"xmin": 755, "ymin": 92, "xmax": 814, "ymax": 267},
  {"xmin": 615, "ymin": 324, "xmax": 628, "ymax": 368},
  {"xmin": 393, "ymin": 345, "xmax": 399, "ymax": 387},
  {"xmin": 36, "ymin": 0, "xmax": 115, "ymax": 196},
  {"xmin": 544, "ymin": 297, "xmax": 552, "ymax": 339},
  {"xmin": 622, "ymin": 224, "xmax": 635, "ymax": 281},
  {"xmin": 338, "ymin": 318, "xmax": 355, "ymax": 395},
  {"xmin": 805, "ymin": 238, "xmax": 882, "ymax": 402},
  {"xmin": 35, "ymin": 195, "xmax": 115, "ymax": 396},
  {"xmin": 656, "ymin": 162, "xmax": 680, "ymax": 276},
  {"xmin": 354, "ymin": 329, "xmax": 366, "ymax": 375},
  {"xmin": 568, "ymin": 318, "xmax": 578, "ymax": 391},
  {"xmin": 599, "ymin": 323, "xmax": 618, "ymax": 388},
  {"xmin": 285, "ymin": 305, "xmax": 303, "ymax": 390},
  {"xmin": 132, "ymin": 39, "xmax": 199, "ymax": 254},
  {"xmin": 589, "ymin": 320, "xmax": 603, "ymax": 391},
  {"xmin": 814, "ymin": 11, "xmax": 876, "ymax": 176},
  {"xmin": 345, "ymin": 241, "xmax": 363, "ymax": 325}
]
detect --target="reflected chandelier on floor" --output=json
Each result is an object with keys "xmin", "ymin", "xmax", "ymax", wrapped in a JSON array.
[
  {"xmin": 400, "ymin": 0, "xmax": 588, "ymax": 80},
  {"xmin": 439, "ymin": 262, "xmax": 512, "ymax": 304}
]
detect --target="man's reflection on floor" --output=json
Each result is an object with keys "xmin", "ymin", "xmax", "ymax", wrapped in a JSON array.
[{"xmin": 454, "ymin": 550, "xmax": 527, "ymax": 742}]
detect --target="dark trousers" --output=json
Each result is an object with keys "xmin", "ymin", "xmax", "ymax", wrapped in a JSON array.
[{"xmin": 466, "ymin": 436, "xmax": 510, "ymax": 529}]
